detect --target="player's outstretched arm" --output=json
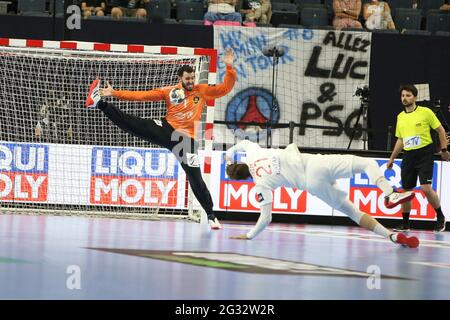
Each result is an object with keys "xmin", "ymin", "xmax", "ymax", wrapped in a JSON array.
[
  {"xmin": 100, "ymin": 80, "xmax": 166, "ymax": 101},
  {"xmin": 230, "ymin": 187, "xmax": 273, "ymax": 240},
  {"xmin": 230, "ymin": 203, "xmax": 273, "ymax": 240},
  {"xmin": 201, "ymin": 48, "xmax": 237, "ymax": 99},
  {"xmin": 225, "ymin": 140, "xmax": 253, "ymax": 163}
]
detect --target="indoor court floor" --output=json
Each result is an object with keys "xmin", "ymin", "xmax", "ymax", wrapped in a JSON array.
[{"xmin": 1, "ymin": 214, "xmax": 449, "ymax": 300}]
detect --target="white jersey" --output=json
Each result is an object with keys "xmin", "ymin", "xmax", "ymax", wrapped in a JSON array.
[
  {"xmin": 226, "ymin": 140, "xmax": 358, "ymax": 239},
  {"xmin": 226, "ymin": 141, "xmax": 309, "ymax": 239},
  {"xmin": 226, "ymin": 140, "xmax": 309, "ymax": 196}
]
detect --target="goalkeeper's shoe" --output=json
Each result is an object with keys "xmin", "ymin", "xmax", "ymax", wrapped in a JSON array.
[
  {"xmin": 209, "ymin": 217, "xmax": 222, "ymax": 230},
  {"xmin": 85, "ymin": 78, "xmax": 101, "ymax": 109},
  {"xmin": 389, "ymin": 233, "xmax": 420, "ymax": 248},
  {"xmin": 385, "ymin": 191, "xmax": 415, "ymax": 209}
]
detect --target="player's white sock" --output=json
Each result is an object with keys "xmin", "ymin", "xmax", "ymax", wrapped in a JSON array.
[
  {"xmin": 375, "ymin": 177, "xmax": 394, "ymax": 197},
  {"xmin": 352, "ymin": 157, "xmax": 393, "ymax": 196},
  {"xmin": 338, "ymin": 199, "xmax": 391, "ymax": 239},
  {"xmin": 361, "ymin": 214, "xmax": 393, "ymax": 239},
  {"xmin": 373, "ymin": 224, "xmax": 392, "ymax": 239}
]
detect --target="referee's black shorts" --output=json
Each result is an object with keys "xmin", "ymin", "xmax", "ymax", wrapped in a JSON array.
[{"xmin": 401, "ymin": 144, "xmax": 435, "ymax": 189}]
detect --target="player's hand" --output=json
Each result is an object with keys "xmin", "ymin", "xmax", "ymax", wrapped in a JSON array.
[
  {"xmin": 223, "ymin": 154, "xmax": 233, "ymax": 164},
  {"xmin": 100, "ymin": 81, "xmax": 114, "ymax": 97},
  {"xmin": 223, "ymin": 48, "xmax": 234, "ymax": 67},
  {"xmin": 386, "ymin": 159, "xmax": 394, "ymax": 169},
  {"xmin": 230, "ymin": 234, "xmax": 250, "ymax": 240},
  {"xmin": 441, "ymin": 150, "xmax": 450, "ymax": 161}
]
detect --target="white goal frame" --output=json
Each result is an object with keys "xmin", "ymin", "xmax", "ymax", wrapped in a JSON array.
[{"xmin": 0, "ymin": 37, "xmax": 218, "ymax": 223}]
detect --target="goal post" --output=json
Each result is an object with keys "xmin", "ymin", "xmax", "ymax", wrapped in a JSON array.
[{"xmin": 0, "ymin": 38, "xmax": 217, "ymax": 222}]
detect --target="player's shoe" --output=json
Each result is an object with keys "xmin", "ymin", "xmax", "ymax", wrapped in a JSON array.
[
  {"xmin": 85, "ymin": 78, "xmax": 101, "ymax": 109},
  {"xmin": 390, "ymin": 233, "xmax": 419, "ymax": 248},
  {"xmin": 385, "ymin": 191, "xmax": 415, "ymax": 209},
  {"xmin": 434, "ymin": 216, "xmax": 446, "ymax": 233},
  {"xmin": 208, "ymin": 217, "xmax": 222, "ymax": 230}
]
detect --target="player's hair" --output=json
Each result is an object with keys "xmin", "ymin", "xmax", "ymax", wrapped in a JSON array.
[
  {"xmin": 226, "ymin": 163, "xmax": 251, "ymax": 180},
  {"xmin": 178, "ymin": 65, "xmax": 195, "ymax": 77},
  {"xmin": 399, "ymin": 84, "xmax": 418, "ymax": 97}
]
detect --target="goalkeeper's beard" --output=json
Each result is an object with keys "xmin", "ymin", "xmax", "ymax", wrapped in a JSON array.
[{"xmin": 182, "ymin": 82, "xmax": 194, "ymax": 91}]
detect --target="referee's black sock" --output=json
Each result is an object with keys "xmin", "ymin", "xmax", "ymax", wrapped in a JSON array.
[
  {"xmin": 402, "ymin": 211, "xmax": 411, "ymax": 225},
  {"xmin": 435, "ymin": 207, "xmax": 445, "ymax": 220}
]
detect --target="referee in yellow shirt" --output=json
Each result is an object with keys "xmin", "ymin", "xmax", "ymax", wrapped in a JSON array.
[{"xmin": 387, "ymin": 85, "xmax": 449, "ymax": 232}]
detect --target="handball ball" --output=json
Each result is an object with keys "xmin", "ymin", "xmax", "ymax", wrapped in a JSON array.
[{"xmin": 170, "ymin": 88, "xmax": 185, "ymax": 104}]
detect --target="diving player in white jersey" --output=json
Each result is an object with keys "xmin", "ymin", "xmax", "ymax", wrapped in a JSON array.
[{"xmin": 225, "ymin": 140, "xmax": 420, "ymax": 248}]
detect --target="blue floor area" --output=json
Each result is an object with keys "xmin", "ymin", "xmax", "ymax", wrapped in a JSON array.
[{"xmin": 1, "ymin": 214, "xmax": 449, "ymax": 299}]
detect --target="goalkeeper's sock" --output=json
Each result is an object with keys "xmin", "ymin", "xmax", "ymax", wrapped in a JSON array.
[{"xmin": 97, "ymin": 100, "xmax": 107, "ymax": 110}]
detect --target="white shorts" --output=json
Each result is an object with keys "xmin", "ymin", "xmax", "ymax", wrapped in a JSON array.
[{"xmin": 304, "ymin": 154, "xmax": 355, "ymax": 207}]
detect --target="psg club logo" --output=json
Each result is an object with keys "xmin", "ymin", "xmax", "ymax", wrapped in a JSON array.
[{"xmin": 225, "ymin": 87, "xmax": 280, "ymax": 141}]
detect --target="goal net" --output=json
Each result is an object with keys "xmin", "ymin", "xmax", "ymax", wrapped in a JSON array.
[{"xmin": 0, "ymin": 39, "xmax": 216, "ymax": 222}]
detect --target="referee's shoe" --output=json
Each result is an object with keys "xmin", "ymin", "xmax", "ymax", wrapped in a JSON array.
[
  {"xmin": 434, "ymin": 216, "xmax": 446, "ymax": 233},
  {"xmin": 393, "ymin": 222, "xmax": 410, "ymax": 232}
]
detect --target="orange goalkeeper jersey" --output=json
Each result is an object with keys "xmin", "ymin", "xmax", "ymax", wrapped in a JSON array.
[{"xmin": 112, "ymin": 65, "xmax": 236, "ymax": 139}]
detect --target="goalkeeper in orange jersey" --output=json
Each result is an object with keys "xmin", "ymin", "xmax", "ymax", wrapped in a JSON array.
[{"xmin": 85, "ymin": 48, "xmax": 236, "ymax": 229}]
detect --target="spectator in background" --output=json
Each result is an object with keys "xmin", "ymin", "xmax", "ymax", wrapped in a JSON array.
[
  {"xmin": 111, "ymin": 0, "xmax": 148, "ymax": 19},
  {"xmin": 35, "ymin": 94, "xmax": 74, "ymax": 143},
  {"xmin": 363, "ymin": 0, "xmax": 395, "ymax": 30},
  {"xmin": 332, "ymin": 0, "xmax": 363, "ymax": 30},
  {"xmin": 81, "ymin": 0, "xmax": 106, "ymax": 19},
  {"xmin": 204, "ymin": 0, "xmax": 242, "ymax": 25},
  {"xmin": 241, "ymin": 0, "xmax": 272, "ymax": 24},
  {"xmin": 440, "ymin": 0, "xmax": 450, "ymax": 11}
]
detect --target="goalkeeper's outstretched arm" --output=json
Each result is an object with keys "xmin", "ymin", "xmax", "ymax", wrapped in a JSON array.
[
  {"xmin": 200, "ymin": 48, "xmax": 236, "ymax": 100},
  {"xmin": 100, "ymin": 80, "xmax": 166, "ymax": 101}
]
